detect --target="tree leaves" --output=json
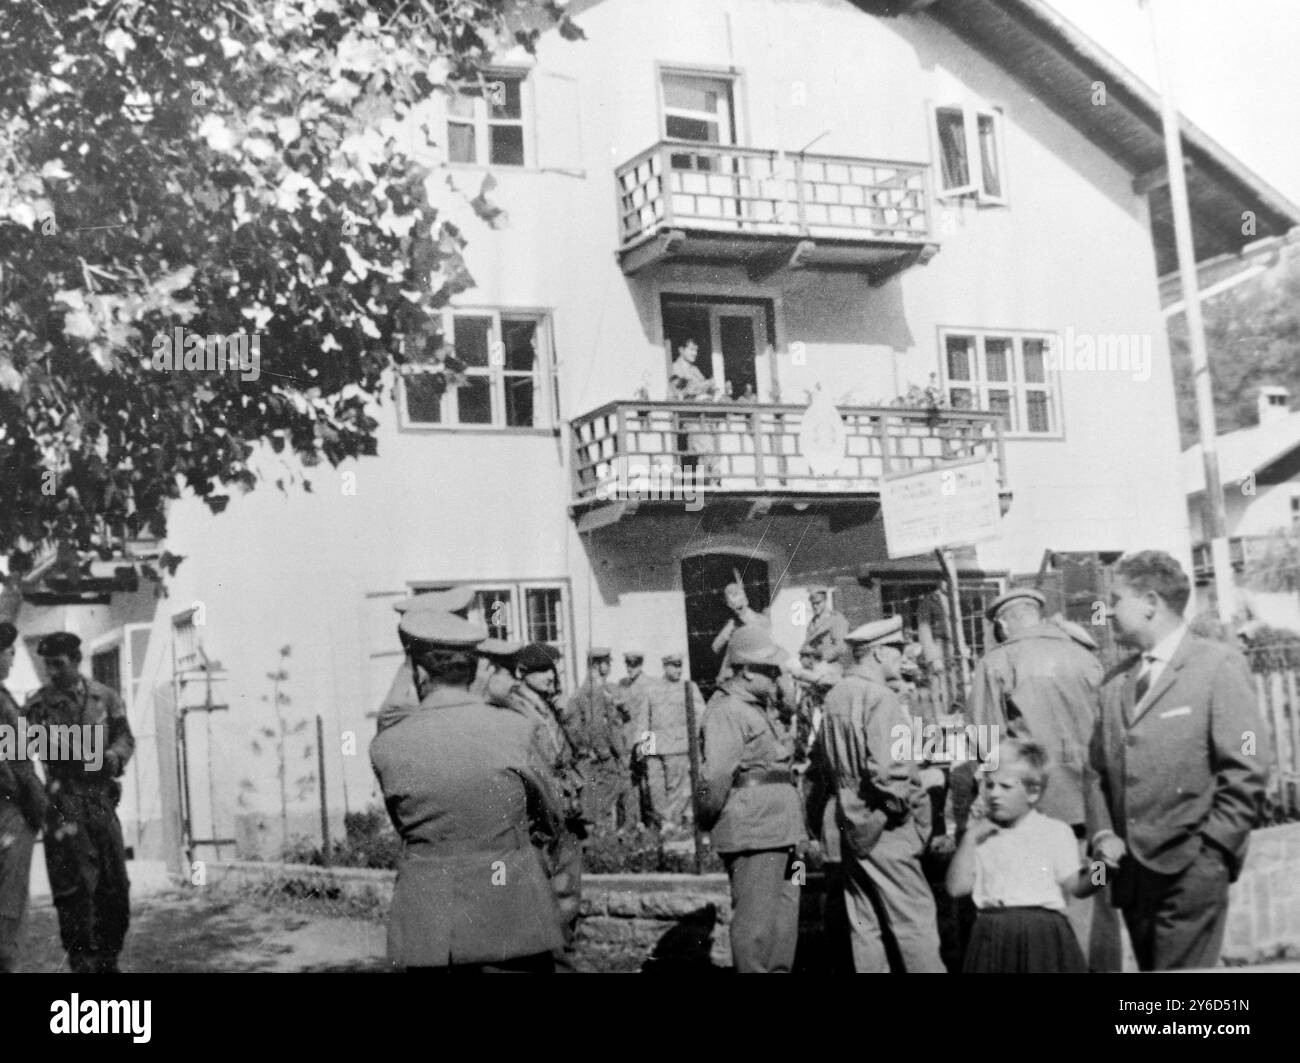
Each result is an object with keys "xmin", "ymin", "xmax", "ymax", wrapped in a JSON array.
[{"xmin": 0, "ymin": 0, "xmax": 580, "ymax": 576}]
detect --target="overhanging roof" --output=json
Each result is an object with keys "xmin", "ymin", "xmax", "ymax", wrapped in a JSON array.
[{"xmin": 875, "ymin": 0, "xmax": 1300, "ymax": 273}]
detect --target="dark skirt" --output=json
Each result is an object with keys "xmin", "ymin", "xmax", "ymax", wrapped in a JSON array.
[{"xmin": 963, "ymin": 906, "xmax": 1086, "ymax": 974}]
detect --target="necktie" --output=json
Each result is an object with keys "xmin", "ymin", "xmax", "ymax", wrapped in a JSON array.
[{"xmin": 1134, "ymin": 654, "xmax": 1157, "ymax": 703}]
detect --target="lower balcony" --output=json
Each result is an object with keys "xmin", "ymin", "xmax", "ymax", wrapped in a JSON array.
[{"xmin": 570, "ymin": 400, "xmax": 1006, "ymax": 529}]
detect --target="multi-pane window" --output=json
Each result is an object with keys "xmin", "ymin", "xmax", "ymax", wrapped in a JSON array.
[
  {"xmin": 401, "ymin": 311, "xmax": 555, "ymax": 430},
  {"xmin": 879, "ymin": 579, "xmax": 1003, "ymax": 659},
  {"xmin": 447, "ymin": 73, "xmax": 527, "ymax": 166},
  {"xmin": 935, "ymin": 105, "xmax": 1006, "ymax": 204},
  {"xmin": 942, "ymin": 330, "xmax": 1059, "ymax": 436}
]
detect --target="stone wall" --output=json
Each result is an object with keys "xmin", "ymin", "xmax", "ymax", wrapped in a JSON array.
[{"xmin": 201, "ymin": 823, "xmax": 1300, "ymax": 970}]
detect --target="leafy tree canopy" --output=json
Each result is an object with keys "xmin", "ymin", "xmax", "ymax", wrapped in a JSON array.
[{"xmin": 0, "ymin": 0, "xmax": 583, "ymax": 582}]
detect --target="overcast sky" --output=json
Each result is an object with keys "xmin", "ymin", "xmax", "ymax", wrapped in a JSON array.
[{"xmin": 1042, "ymin": 0, "xmax": 1300, "ymax": 207}]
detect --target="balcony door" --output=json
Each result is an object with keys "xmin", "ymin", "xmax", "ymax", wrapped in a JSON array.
[
  {"xmin": 662, "ymin": 72, "xmax": 735, "ymax": 163},
  {"xmin": 663, "ymin": 297, "xmax": 771, "ymax": 403}
]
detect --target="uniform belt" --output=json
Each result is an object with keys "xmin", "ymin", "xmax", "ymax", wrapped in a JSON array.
[{"xmin": 734, "ymin": 768, "xmax": 794, "ymax": 788}]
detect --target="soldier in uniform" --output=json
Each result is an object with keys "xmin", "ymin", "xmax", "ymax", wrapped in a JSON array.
[
  {"xmin": 968, "ymin": 587, "xmax": 1113, "ymax": 969},
  {"xmin": 25, "ymin": 632, "xmax": 135, "ymax": 974},
  {"xmin": 697, "ymin": 626, "xmax": 804, "ymax": 973},
  {"xmin": 615, "ymin": 651, "xmax": 656, "ymax": 825},
  {"xmin": 0, "ymin": 623, "xmax": 47, "ymax": 972},
  {"xmin": 478, "ymin": 637, "xmax": 524, "ymax": 707},
  {"xmin": 564, "ymin": 648, "xmax": 629, "ymax": 828},
  {"xmin": 376, "ymin": 586, "xmax": 478, "ymax": 733},
  {"xmin": 370, "ymin": 612, "xmax": 564, "ymax": 972},
  {"xmin": 803, "ymin": 587, "xmax": 850, "ymax": 667},
  {"xmin": 640, "ymin": 653, "xmax": 701, "ymax": 831},
  {"xmin": 807, "ymin": 616, "xmax": 945, "ymax": 973},
  {"xmin": 507, "ymin": 643, "xmax": 586, "ymax": 971}
]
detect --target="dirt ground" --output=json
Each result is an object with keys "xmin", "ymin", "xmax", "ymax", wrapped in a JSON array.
[{"xmin": 15, "ymin": 888, "xmax": 390, "ymax": 974}]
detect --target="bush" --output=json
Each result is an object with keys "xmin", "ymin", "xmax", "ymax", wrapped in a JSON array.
[
  {"xmin": 277, "ymin": 806, "xmax": 402, "ymax": 870},
  {"xmin": 581, "ymin": 824, "xmax": 724, "ymax": 874}
]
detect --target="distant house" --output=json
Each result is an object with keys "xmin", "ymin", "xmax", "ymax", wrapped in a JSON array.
[
  {"xmin": 1184, "ymin": 386, "xmax": 1300, "ymax": 629},
  {"xmin": 12, "ymin": 0, "xmax": 1300, "ymax": 868}
]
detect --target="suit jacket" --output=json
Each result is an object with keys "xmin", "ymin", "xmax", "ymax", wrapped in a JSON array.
[
  {"xmin": 969, "ymin": 623, "xmax": 1104, "ymax": 826},
  {"xmin": 370, "ymin": 686, "xmax": 564, "ymax": 967},
  {"xmin": 1086, "ymin": 633, "xmax": 1269, "ymax": 882}
]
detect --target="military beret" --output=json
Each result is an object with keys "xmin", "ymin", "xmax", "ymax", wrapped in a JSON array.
[
  {"xmin": 0, "ymin": 622, "xmax": 16, "ymax": 652},
  {"xmin": 392, "ymin": 586, "xmax": 477, "ymax": 617},
  {"xmin": 661, "ymin": 652, "xmax": 683, "ymax": 666},
  {"xmin": 845, "ymin": 616, "xmax": 906, "ymax": 648},
  {"xmin": 397, "ymin": 610, "xmax": 486, "ymax": 647},
  {"xmin": 985, "ymin": 587, "xmax": 1046, "ymax": 622},
  {"xmin": 587, "ymin": 647, "xmax": 612, "ymax": 662},
  {"xmin": 37, "ymin": 631, "xmax": 81, "ymax": 657},
  {"xmin": 516, "ymin": 643, "xmax": 560, "ymax": 674},
  {"xmin": 728, "ymin": 626, "xmax": 788, "ymax": 667}
]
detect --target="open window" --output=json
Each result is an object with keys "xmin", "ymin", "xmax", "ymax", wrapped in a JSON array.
[{"xmin": 933, "ymin": 104, "xmax": 1006, "ymax": 205}]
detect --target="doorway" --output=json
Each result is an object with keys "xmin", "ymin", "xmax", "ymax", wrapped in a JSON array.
[
  {"xmin": 662, "ymin": 296, "xmax": 773, "ymax": 402},
  {"xmin": 681, "ymin": 552, "xmax": 772, "ymax": 695}
]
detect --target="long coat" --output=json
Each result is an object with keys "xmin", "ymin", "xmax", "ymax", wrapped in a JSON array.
[
  {"xmin": 807, "ymin": 671, "xmax": 928, "ymax": 857},
  {"xmin": 1086, "ymin": 633, "xmax": 1268, "ymax": 884},
  {"xmin": 969, "ymin": 622, "xmax": 1104, "ymax": 826},
  {"xmin": 370, "ymin": 686, "xmax": 565, "ymax": 967}
]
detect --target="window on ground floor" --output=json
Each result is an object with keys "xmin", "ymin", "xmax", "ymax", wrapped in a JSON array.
[{"xmin": 878, "ymin": 578, "xmax": 1004, "ymax": 660}]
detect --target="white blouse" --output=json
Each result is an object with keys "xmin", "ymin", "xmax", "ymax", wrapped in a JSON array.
[{"xmin": 972, "ymin": 810, "xmax": 1080, "ymax": 912}]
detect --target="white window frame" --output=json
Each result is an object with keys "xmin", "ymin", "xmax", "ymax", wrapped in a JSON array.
[
  {"xmin": 931, "ymin": 103, "xmax": 1007, "ymax": 206},
  {"xmin": 658, "ymin": 68, "xmax": 739, "ymax": 147},
  {"xmin": 938, "ymin": 328, "xmax": 1061, "ymax": 438},
  {"xmin": 409, "ymin": 580, "xmax": 574, "ymax": 688},
  {"xmin": 446, "ymin": 69, "xmax": 531, "ymax": 168},
  {"xmin": 399, "ymin": 309, "xmax": 557, "ymax": 432}
]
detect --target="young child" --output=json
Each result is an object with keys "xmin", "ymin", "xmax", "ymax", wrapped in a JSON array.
[{"xmin": 946, "ymin": 737, "xmax": 1099, "ymax": 973}]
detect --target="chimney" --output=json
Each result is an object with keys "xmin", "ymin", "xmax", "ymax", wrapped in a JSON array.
[{"xmin": 1258, "ymin": 385, "xmax": 1291, "ymax": 426}]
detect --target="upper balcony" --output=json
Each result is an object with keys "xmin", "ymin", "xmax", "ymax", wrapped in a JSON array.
[
  {"xmin": 570, "ymin": 399, "xmax": 1006, "ymax": 529},
  {"xmin": 615, "ymin": 140, "xmax": 938, "ymax": 282}
]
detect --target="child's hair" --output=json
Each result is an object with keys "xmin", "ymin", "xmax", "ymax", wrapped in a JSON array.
[{"xmin": 999, "ymin": 737, "xmax": 1051, "ymax": 794}]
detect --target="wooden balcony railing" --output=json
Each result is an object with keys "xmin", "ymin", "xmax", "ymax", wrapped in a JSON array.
[
  {"xmin": 616, "ymin": 140, "xmax": 932, "ymax": 249},
  {"xmin": 571, "ymin": 400, "xmax": 1005, "ymax": 505}
]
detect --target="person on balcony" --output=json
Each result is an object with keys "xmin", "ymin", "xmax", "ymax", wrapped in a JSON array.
[{"xmin": 669, "ymin": 338, "xmax": 719, "ymax": 485}]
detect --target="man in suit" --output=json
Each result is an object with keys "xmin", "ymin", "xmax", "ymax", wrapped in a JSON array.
[
  {"xmin": 1088, "ymin": 550, "xmax": 1269, "ymax": 971},
  {"xmin": 370, "ymin": 611, "xmax": 564, "ymax": 972}
]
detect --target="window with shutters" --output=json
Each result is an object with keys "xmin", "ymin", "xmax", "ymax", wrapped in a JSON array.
[
  {"xmin": 939, "ymin": 329, "xmax": 1060, "ymax": 437},
  {"xmin": 933, "ymin": 104, "xmax": 1006, "ymax": 205}
]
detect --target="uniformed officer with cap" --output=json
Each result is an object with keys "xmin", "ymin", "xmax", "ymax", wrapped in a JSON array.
[
  {"xmin": 969, "ymin": 584, "xmax": 1112, "ymax": 968},
  {"xmin": 507, "ymin": 643, "xmax": 585, "ymax": 971},
  {"xmin": 376, "ymin": 587, "xmax": 478, "ymax": 732},
  {"xmin": 370, "ymin": 611, "xmax": 564, "ymax": 972},
  {"xmin": 0, "ymin": 622, "xmax": 46, "ymax": 972},
  {"xmin": 477, "ymin": 637, "xmax": 524, "ymax": 707},
  {"xmin": 808, "ymin": 616, "xmax": 945, "ymax": 973},
  {"xmin": 564, "ymin": 647, "xmax": 629, "ymax": 829},
  {"xmin": 615, "ymin": 651, "xmax": 656, "ymax": 826},
  {"xmin": 698, "ymin": 625, "xmax": 804, "ymax": 972},
  {"xmin": 804, "ymin": 586, "xmax": 850, "ymax": 667},
  {"xmin": 25, "ymin": 631, "xmax": 135, "ymax": 974},
  {"xmin": 640, "ymin": 653, "xmax": 702, "ymax": 830}
]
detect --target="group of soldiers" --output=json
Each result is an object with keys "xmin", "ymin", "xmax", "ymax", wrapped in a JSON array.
[
  {"xmin": 0, "ymin": 626, "xmax": 135, "ymax": 974},
  {"xmin": 369, "ymin": 551, "xmax": 1264, "ymax": 973}
]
